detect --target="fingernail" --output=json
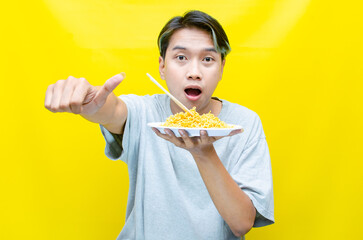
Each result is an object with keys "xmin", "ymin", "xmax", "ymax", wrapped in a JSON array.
[{"xmin": 120, "ymin": 72, "xmax": 126, "ymax": 78}]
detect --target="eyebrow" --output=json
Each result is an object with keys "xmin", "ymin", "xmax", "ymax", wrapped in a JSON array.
[{"xmin": 172, "ymin": 46, "xmax": 218, "ymax": 53}]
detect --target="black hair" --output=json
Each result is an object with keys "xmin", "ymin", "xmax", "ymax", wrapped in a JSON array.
[{"xmin": 158, "ymin": 10, "xmax": 231, "ymax": 60}]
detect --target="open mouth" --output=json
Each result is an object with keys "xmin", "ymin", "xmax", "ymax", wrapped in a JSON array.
[{"xmin": 184, "ymin": 88, "xmax": 202, "ymax": 97}]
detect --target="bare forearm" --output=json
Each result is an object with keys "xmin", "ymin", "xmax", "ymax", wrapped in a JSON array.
[
  {"xmin": 192, "ymin": 148, "xmax": 256, "ymax": 237},
  {"xmin": 151, "ymin": 129, "xmax": 253, "ymax": 236}
]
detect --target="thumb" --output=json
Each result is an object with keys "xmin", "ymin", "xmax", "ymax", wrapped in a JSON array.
[{"xmin": 94, "ymin": 72, "xmax": 125, "ymax": 105}]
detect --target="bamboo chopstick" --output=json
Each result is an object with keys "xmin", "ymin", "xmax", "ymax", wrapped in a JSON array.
[{"xmin": 146, "ymin": 73, "xmax": 192, "ymax": 114}]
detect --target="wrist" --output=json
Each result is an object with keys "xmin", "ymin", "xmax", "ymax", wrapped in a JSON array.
[
  {"xmin": 191, "ymin": 145, "xmax": 217, "ymax": 162},
  {"xmin": 81, "ymin": 93, "xmax": 117, "ymax": 125}
]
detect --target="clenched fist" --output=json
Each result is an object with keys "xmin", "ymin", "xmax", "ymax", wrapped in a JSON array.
[{"xmin": 44, "ymin": 73, "xmax": 125, "ymax": 116}]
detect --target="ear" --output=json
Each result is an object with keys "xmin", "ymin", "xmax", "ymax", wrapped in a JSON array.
[
  {"xmin": 221, "ymin": 59, "xmax": 226, "ymax": 73},
  {"xmin": 159, "ymin": 56, "xmax": 166, "ymax": 80},
  {"xmin": 220, "ymin": 59, "xmax": 226, "ymax": 80}
]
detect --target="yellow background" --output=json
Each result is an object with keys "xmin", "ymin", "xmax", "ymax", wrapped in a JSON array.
[{"xmin": 1, "ymin": 0, "xmax": 362, "ymax": 239}]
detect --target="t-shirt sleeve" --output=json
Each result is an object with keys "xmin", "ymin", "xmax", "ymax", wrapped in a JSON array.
[
  {"xmin": 99, "ymin": 94, "xmax": 142, "ymax": 163},
  {"xmin": 100, "ymin": 125, "xmax": 123, "ymax": 160},
  {"xmin": 230, "ymin": 116, "xmax": 275, "ymax": 227}
]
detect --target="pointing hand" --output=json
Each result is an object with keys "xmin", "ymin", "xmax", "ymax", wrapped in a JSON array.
[{"xmin": 44, "ymin": 73, "xmax": 125, "ymax": 115}]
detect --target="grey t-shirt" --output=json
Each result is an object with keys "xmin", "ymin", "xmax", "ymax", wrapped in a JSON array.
[{"xmin": 100, "ymin": 94, "xmax": 274, "ymax": 240}]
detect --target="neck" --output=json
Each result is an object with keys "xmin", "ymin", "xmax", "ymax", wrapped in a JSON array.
[{"xmin": 170, "ymin": 98, "xmax": 222, "ymax": 116}]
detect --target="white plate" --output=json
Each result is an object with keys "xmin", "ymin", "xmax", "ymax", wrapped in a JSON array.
[{"xmin": 147, "ymin": 122, "xmax": 243, "ymax": 137}]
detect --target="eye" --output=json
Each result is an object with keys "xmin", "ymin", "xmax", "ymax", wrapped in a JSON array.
[
  {"xmin": 177, "ymin": 55, "xmax": 186, "ymax": 61},
  {"xmin": 204, "ymin": 57, "xmax": 214, "ymax": 62}
]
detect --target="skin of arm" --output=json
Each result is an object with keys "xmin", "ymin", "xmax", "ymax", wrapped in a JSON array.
[
  {"xmin": 152, "ymin": 128, "xmax": 256, "ymax": 237},
  {"xmin": 81, "ymin": 91, "xmax": 128, "ymax": 134}
]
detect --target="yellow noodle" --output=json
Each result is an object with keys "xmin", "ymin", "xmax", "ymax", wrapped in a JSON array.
[{"xmin": 162, "ymin": 107, "xmax": 233, "ymax": 128}]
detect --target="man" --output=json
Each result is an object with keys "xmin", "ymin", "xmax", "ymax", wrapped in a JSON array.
[{"xmin": 45, "ymin": 10, "xmax": 274, "ymax": 240}]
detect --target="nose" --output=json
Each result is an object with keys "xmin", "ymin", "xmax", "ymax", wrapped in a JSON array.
[{"xmin": 187, "ymin": 60, "xmax": 202, "ymax": 80}]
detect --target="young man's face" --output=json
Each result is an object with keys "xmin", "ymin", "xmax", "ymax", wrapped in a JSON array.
[{"xmin": 159, "ymin": 27, "xmax": 225, "ymax": 114}]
